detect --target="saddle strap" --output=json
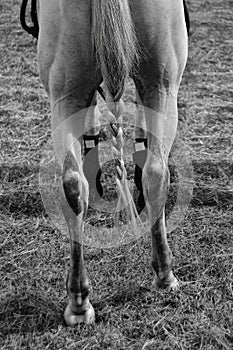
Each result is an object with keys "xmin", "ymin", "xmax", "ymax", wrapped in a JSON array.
[{"xmin": 20, "ymin": 0, "xmax": 39, "ymax": 39}]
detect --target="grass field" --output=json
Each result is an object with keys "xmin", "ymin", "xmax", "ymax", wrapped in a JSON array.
[{"xmin": 0, "ymin": 0, "xmax": 233, "ymax": 349}]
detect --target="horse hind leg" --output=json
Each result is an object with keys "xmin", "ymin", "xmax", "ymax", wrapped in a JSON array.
[
  {"xmin": 132, "ymin": 0, "xmax": 187, "ymax": 291},
  {"xmin": 49, "ymin": 72, "xmax": 97, "ymax": 326},
  {"xmin": 143, "ymin": 127, "xmax": 179, "ymax": 291},
  {"xmin": 134, "ymin": 64, "xmax": 186, "ymax": 292},
  {"xmin": 37, "ymin": 0, "xmax": 99, "ymax": 325},
  {"xmin": 60, "ymin": 137, "xmax": 95, "ymax": 325}
]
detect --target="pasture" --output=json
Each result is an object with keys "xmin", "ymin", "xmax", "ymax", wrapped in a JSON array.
[{"xmin": 0, "ymin": 0, "xmax": 233, "ymax": 349}]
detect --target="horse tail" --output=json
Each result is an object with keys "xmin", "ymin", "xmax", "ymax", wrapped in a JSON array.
[
  {"xmin": 92, "ymin": 0, "xmax": 140, "ymax": 228},
  {"xmin": 92, "ymin": 0, "xmax": 139, "ymax": 101}
]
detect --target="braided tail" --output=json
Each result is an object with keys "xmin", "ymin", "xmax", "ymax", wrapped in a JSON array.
[{"xmin": 92, "ymin": 0, "xmax": 140, "ymax": 227}]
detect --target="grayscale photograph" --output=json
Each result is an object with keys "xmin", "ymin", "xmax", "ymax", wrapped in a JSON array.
[{"xmin": 0, "ymin": 0, "xmax": 232, "ymax": 349}]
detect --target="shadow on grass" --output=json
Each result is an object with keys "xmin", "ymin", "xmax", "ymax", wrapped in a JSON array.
[
  {"xmin": 0, "ymin": 191, "xmax": 45, "ymax": 217},
  {"xmin": 0, "ymin": 161, "xmax": 179, "ymax": 219},
  {"xmin": 1, "ymin": 159, "xmax": 232, "ymax": 220},
  {"xmin": 0, "ymin": 290, "xmax": 63, "ymax": 338},
  {"xmin": 93, "ymin": 280, "xmax": 181, "ymax": 324},
  {"xmin": 0, "ymin": 163, "xmax": 45, "ymax": 217}
]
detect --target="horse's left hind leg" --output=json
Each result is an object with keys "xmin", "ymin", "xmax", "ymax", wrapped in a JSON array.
[
  {"xmin": 49, "ymin": 76, "xmax": 97, "ymax": 326},
  {"xmin": 37, "ymin": 0, "xmax": 98, "ymax": 325},
  {"xmin": 56, "ymin": 131, "xmax": 95, "ymax": 325}
]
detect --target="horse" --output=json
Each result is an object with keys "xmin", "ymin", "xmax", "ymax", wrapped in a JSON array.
[{"xmin": 34, "ymin": 0, "xmax": 188, "ymax": 325}]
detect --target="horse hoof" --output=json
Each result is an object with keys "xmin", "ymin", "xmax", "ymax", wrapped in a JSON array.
[
  {"xmin": 152, "ymin": 272, "xmax": 179, "ymax": 292},
  {"xmin": 64, "ymin": 302, "xmax": 95, "ymax": 326}
]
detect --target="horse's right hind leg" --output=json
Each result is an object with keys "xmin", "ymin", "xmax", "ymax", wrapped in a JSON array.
[
  {"xmin": 133, "ymin": 77, "xmax": 178, "ymax": 290},
  {"xmin": 133, "ymin": 0, "xmax": 188, "ymax": 291},
  {"xmin": 136, "ymin": 87, "xmax": 180, "ymax": 291}
]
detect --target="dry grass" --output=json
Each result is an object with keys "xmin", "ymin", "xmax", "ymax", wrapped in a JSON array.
[{"xmin": 0, "ymin": 0, "xmax": 233, "ymax": 349}]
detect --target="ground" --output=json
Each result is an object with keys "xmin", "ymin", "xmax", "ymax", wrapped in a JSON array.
[{"xmin": 0, "ymin": 0, "xmax": 233, "ymax": 349}]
